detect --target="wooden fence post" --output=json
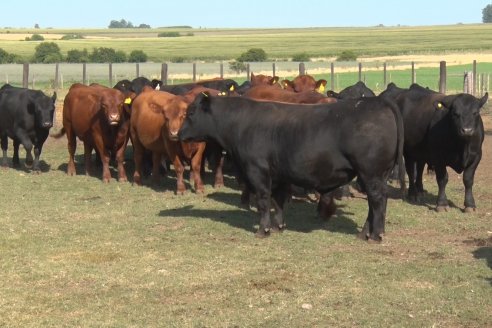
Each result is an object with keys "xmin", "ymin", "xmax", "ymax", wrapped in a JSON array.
[
  {"xmin": 411, "ymin": 62, "xmax": 415, "ymax": 84},
  {"xmin": 54, "ymin": 63, "xmax": 59, "ymax": 90},
  {"xmin": 22, "ymin": 63, "xmax": 29, "ymax": 88},
  {"xmin": 358, "ymin": 62, "xmax": 362, "ymax": 81},
  {"xmin": 299, "ymin": 62, "xmax": 305, "ymax": 75},
  {"xmin": 272, "ymin": 63, "xmax": 276, "ymax": 77},
  {"xmin": 473, "ymin": 60, "xmax": 477, "ymax": 96},
  {"xmin": 220, "ymin": 62, "xmax": 223, "ymax": 78},
  {"xmin": 192, "ymin": 63, "xmax": 197, "ymax": 82},
  {"xmin": 383, "ymin": 62, "xmax": 387, "ymax": 87},
  {"xmin": 246, "ymin": 63, "xmax": 250, "ymax": 81},
  {"xmin": 82, "ymin": 63, "xmax": 87, "ymax": 85},
  {"xmin": 136, "ymin": 63, "xmax": 140, "ymax": 78},
  {"xmin": 161, "ymin": 63, "xmax": 168, "ymax": 85},
  {"xmin": 439, "ymin": 61, "xmax": 446, "ymax": 94},
  {"xmin": 330, "ymin": 62, "xmax": 335, "ymax": 91},
  {"xmin": 109, "ymin": 63, "xmax": 113, "ymax": 87}
]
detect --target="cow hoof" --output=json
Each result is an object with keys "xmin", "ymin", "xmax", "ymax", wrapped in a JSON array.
[
  {"xmin": 213, "ymin": 183, "xmax": 224, "ymax": 189},
  {"xmin": 464, "ymin": 207, "xmax": 476, "ymax": 213},
  {"xmin": 271, "ymin": 224, "xmax": 286, "ymax": 233},
  {"xmin": 436, "ymin": 205, "xmax": 449, "ymax": 212},
  {"xmin": 119, "ymin": 177, "xmax": 128, "ymax": 183},
  {"xmin": 255, "ymin": 228, "xmax": 271, "ymax": 238},
  {"xmin": 357, "ymin": 231, "xmax": 369, "ymax": 241},
  {"xmin": 195, "ymin": 188, "xmax": 205, "ymax": 194}
]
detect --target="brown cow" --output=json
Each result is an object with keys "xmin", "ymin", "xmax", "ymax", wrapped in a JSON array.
[
  {"xmin": 244, "ymin": 85, "xmax": 337, "ymax": 104},
  {"xmin": 130, "ymin": 87, "xmax": 225, "ymax": 194},
  {"xmin": 250, "ymin": 72, "xmax": 280, "ymax": 87},
  {"xmin": 282, "ymin": 75, "xmax": 327, "ymax": 93},
  {"xmin": 53, "ymin": 84, "xmax": 133, "ymax": 182}
]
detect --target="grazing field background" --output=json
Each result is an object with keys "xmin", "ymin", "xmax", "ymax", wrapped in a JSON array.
[{"xmin": 0, "ymin": 99, "xmax": 491, "ymax": 328}]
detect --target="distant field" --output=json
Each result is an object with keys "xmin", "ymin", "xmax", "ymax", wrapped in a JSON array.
[{"xmin": 2, "ymin": 24, "xmax": 492, "ymax": 61}]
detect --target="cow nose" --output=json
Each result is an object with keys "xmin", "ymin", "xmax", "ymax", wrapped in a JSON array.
[
  {"xmin": 461, "ymin": 127, "xmax": 473, "ymax": 136},
  {"xmin": 169, "ymin": 130, "xmax": 179, "ymax": 140},
  {"xmin": 42, "ymin": 122, "xmax": 52, "ymax": 128},
  {"xmin": 109, "ymin": 114, "xmax": 120, "ymax": 122}
]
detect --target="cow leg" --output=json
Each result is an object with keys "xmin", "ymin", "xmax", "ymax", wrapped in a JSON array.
[
  {"xmin": 114, "ymin": 143, "xmax": 128, "ymax": 183},
  {"xmin": 358, "ymin": 177, "xmax": 386, "ymax": 242},
  {"xmin": 190, "ymin": 148, "xmax": 205, "ymax": 194},
  {"xmin": 172, "ymin": 156, "xmax": 186, "ymax": 195},
  {"xmin": 271, "ymin": 183, "xmax": 289, "ymax": 232},
  {"xmin": 1, "ymin": 135, "xmax": 8, "ymax": 167},
  {"xmin": 434, "ymin": 165, "xmax": 449, "ymax": 212},
  {"xmin": 83, "ymin": 143, "xmax": 94, "ymax": 177},
  {"xmin": 463, "ymin": 160, "xmax": 480, "ymax": 212},
  {"xmin": 405, "ymin": 159, "xmax": 418, "ymax": 202},
  {"xmin": 151, "ymin": 152, "xmax": 162, "ymax": 185},
  {"xmin": 132, "ymin": 138, "xmax": 145, "ymax": 186},
  {"xmin": 100, "ymin": 149, "xmax": 112, "ymax": 183},
  {"xmin": 317, "ymin": 192, "xmax": 336, "ymax": 220},
  {"xmin": 66, "ymin": 128, "xmax": 77, "ymax": 176},
  {"xmin": 415, "ymin": 161, "xmax": 426, "ymax": 197},
  {"xmin": 12, "ymin": 138, "xmax": 23, "ymax": 168},
  {"xmin": 32, "ymin": 144, "xmax": 42, "ymax": 172},
  {"xmin": 247, "ymin": 166, "xmax": 272, "ymax": 237},
  {"xmin": 213, "ymin": 154, "xmax": 225, "ymax": 188}
]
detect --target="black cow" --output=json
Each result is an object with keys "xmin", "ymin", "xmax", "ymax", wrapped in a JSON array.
[
  {"xmin": 389, "ymin": 83, "xmax": 487, "ymax": 212},
  {"xmin": 178, "ymin": 94, "xmax": 405, "ymax": 241},
  {"xmin": 327, "ymin": 81, "xmax": 375, "ymax": 99},
  {"xmin": 114, "ymin": 77, "xmax": 162, "ymax": 95},
  {"xmin": 0, "ymin": 85, "xmax": 56, "ymax": 171},
  {"xmin": 160, "ymin": 79, "xmax": 239, "ymax": 95}
]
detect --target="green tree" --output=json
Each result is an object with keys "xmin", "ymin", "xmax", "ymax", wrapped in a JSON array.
[
  {"xmin": 89, "ymin": 47, "xmax": 126, "ymax": 63},
  {"xmin": 336, "ymin": 50, "xmax": 357, "ymax": 61},
  {"xmin": 32, "ymin": 42, "xmax": 62, "ymax": 63},
  {"xmin": 0, "ymin": 48, "xmax": 21, "ymax": 63},
  {"xmin": 291, "ymin": 52, "xmax": 310, "ymax": 62},
  {"xmin": 128, "ymin": 50, "xmax": 147, "ymax": 62},
  {"xmin": 229, "ymin": 61, "xmax": 247, "ymax": 73},
  {"xmin": 66, "ymin": 49, "xmax": 89, "ymax": 63},
  {"xmin": 25, "ymin": 34, "xmax": 44, "ymax": 41},
  {"xmin": 237, "ymin": 48, "xmax": 267, "ymax": 62},
  {"xmin": 108, "ymin": 19, "xmax": 134, "ymax": 28},
  {"xmin": 483, "ymin": 4, "xmax": 492, "ymax": 23}
]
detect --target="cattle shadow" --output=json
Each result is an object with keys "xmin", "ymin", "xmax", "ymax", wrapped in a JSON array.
[
  {"xmin": 472, "ymin": 245, "xmax": 492, "ymax": 286},
  {"xmin": 158, "ymin": 191, "xmax": 360, "ymax": 236},
  {"xmin": 402, "ymin": 191, "xmax": 460, "ymax": 212},
  {"xmin": 2, "ymin": 159, "xmax": 51, "ymax": 173}
]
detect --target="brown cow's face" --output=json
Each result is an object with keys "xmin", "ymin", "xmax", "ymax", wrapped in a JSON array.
[
  {"xmin": 100, "ymin": 93, "xmax": 125, "ymax": 126},
  {"xmin": 163, "ymin": 98, "xmax": 188, "ymax": 141}
]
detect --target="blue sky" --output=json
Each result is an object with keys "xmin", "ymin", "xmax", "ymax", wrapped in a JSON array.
[{"xmin": 0, "ymin": 0, "xmax": 490, "ymax": 28}]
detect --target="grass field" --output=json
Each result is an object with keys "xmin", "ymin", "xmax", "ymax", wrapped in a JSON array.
[
  {"xmin": 2, "ymin": 24, "xmax": 492, "ymax": 62},
  {"xmin": 0, "ymin": 106, "xmax": 491, "ymax": 326}
]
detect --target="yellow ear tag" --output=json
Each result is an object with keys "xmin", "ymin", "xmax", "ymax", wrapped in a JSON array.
[
  {"xmin": 317, "ymin": 85, "xmax": 325, "ymax": 93},
  {"xmin": 124, "ymin": 97, "xmax": 132, "ymax": 104},
  {"xmin": 229, "ymin": 85, "xmax": 235, "ymax": 91},
  {"xmin": 437, "ymin": 102, "xmax": 443, "ymax": 109},
  {"xmin": 218, "ymin": 91, "xmax": 226, "ymax": 96}
]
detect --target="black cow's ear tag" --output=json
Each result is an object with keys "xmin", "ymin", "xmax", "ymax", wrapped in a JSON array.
[
  {"xmin": 229, "ymin": 85, "xmax": 235, "ymax": 91},
  {"xmin": 437, "ymin": 102, "xmax": 443, "ymax": 110}
]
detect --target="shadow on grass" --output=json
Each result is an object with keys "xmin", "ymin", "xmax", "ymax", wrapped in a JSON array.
[
  {"xmin": 471, "ymin": 237, "xmax": 492, "ymax": 286},
  {"xmin": 158, "ymin": 191, "xmax": 361, "ymax": 236},
  {"xmin": 2, "ymin": 159, "xmax": 51, "ymax": 173}
]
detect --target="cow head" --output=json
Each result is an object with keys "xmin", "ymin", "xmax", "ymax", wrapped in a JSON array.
[
  {"xmin": 251, "ymin": 73, "xmax": 280, "ymax": 87},
  {"xmin": 29, "ymin": 91, "xmax": 56, "ymax": 129},
  {"xmin": 435, "ymin": 92, "xmax": 488, "ymax": 137},
  {"xmin": 99, "ymin": 91, "xmax": 127, "ymax": 126},
  {"xmin": 178, "ymin": 92, "xmax": 213, "ymax": 142},
  {"xmin": 150, "ymin": 93, "xmax": 188, "ymax": 141}
]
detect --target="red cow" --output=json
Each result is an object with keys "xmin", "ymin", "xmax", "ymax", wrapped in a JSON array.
[
  {"xmin": 244, "ymin": 85, "xmax": 337, "ymax": 104},
  {"xmin": 130, "ymin": 87, "xmax": 225, "ymax": 194},
  {"xmin": 250, "ymin": 72, "xmax": 280, "ymax": 87},
  {"xmin": 282, "ymin": 75, "xmax": 327, "ymax": 93},
  {"xmin": 53, "ymin": 84, "xmax": 133, "ymax": 182}
]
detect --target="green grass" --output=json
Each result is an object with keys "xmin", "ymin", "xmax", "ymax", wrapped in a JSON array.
[
  {"xmin": 2, "ymin": 24, "xmax": 492, "ymax": 62},
  {"xmin": 0, "ymin": 113, "xmax": 491, "ymax": 326}
]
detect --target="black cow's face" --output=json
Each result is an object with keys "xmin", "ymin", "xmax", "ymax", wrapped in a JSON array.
[
  {"xmin": 178, "ymin": 93, "xmax": 212, "ymax": 142},
  {"xmin": 440, "ymin": 93, "xmax": 488, "ymax": 137},
  {"xmin": 33, "ymin": 92, "xmax": 56, "ymax": 129}
]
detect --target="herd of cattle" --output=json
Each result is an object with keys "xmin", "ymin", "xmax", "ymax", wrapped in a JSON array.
[{"xmin": 0, "ymin": 72, "xmax": 487, "ymax": 242}]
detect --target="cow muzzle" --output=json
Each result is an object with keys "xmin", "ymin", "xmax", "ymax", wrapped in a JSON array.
[
  {"xmin": 169, "ymin": 130, "xmax": 179, "ymax": 141},
  {"xmin": 41, "ymin": 122, "xmax": 53, "ymax": 128},
  {"xmin": 108, "ymin": 114, "xmax": 120, "ymax": 125},
  {"xmin": 460, "ymin": 127, "xmax": 474, "ymax": 137}
]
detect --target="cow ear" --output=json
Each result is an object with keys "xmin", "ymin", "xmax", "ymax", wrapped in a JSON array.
[
  {"xmin": 282, "ymin": 80, "xmax": 294, "ymax": 90},
  {"xmin": 479, "ymin": 92, "xmax": 488, "ymax": 108},
  {"xmin": 435, "ymin": 95, "xmax": 456, "ymax": 111},
  {"xmin": 270, "ymin": 76, "xmax": 280, "ymax": 85},
  {"xmin": 51, "ymin": 92, "xmax": 57, "ymax": 103},
  {"xmin": 315, "ymin": 80, "xmax": 327, "ymax": 93},
  {"xmin": 326, "ymin": 90, "xmax": 339, "ymax": 98},
  {"xmin": 197, "ymin": 91, "xmax": 212, "ymax": 111}
]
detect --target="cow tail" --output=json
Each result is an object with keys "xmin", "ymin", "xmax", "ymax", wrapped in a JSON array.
[
  {"xmin": 386, "ymin": 99, "xmax": 406, "ymax": 197},
  {"xmin": 50, "ymin": 127, "xmax": 66, "ymax": 139}
]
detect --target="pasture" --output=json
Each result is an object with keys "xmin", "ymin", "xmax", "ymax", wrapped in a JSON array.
[
  {"xmin": 2, "ymin": 24, "xmax": 492, "ymax": 61},
  {"xmin": 0, "ymin": 103, "xmax": 491, "ymax": 326}
]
